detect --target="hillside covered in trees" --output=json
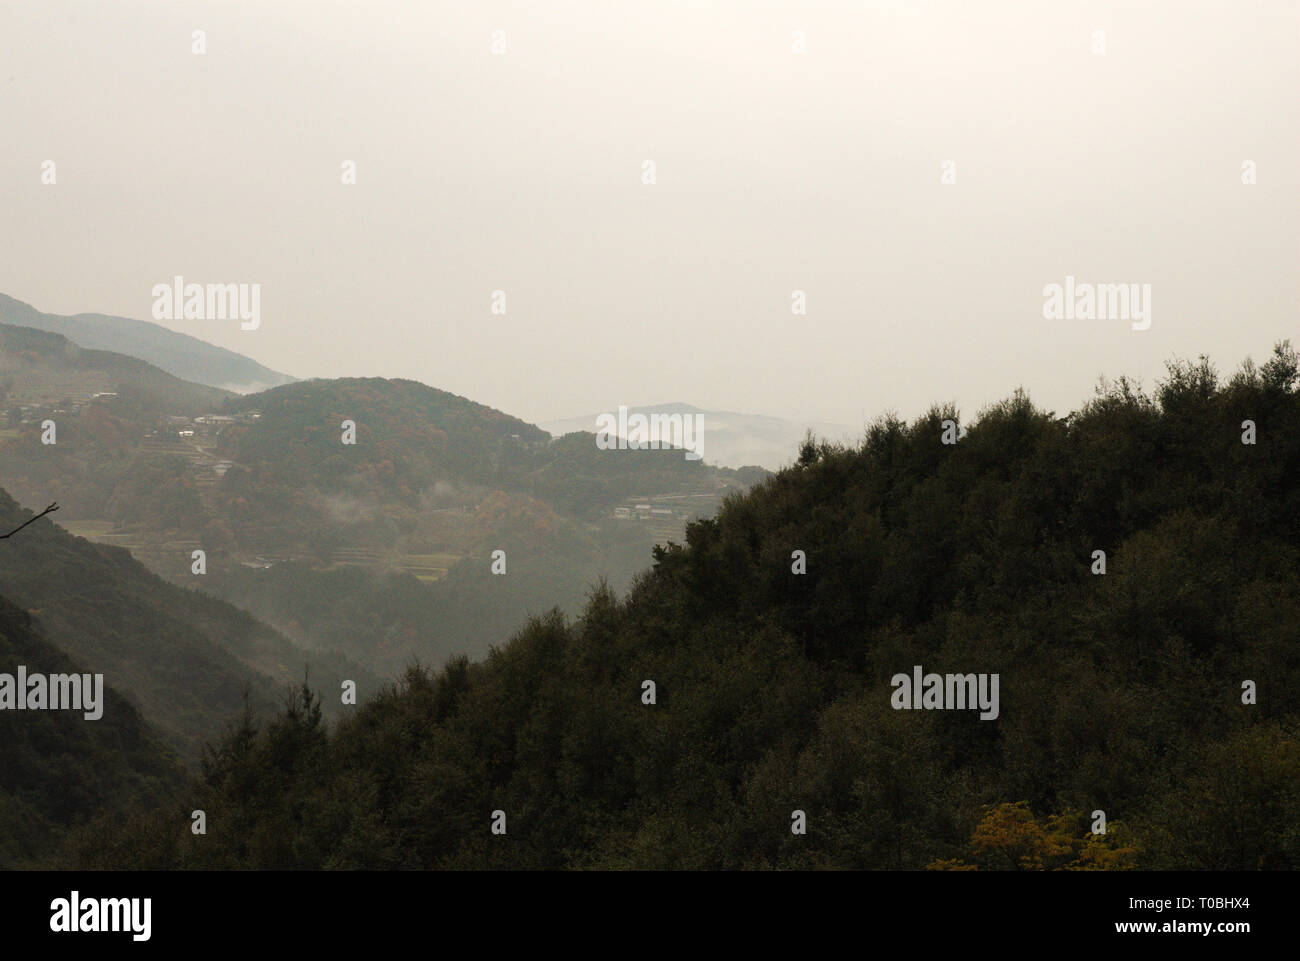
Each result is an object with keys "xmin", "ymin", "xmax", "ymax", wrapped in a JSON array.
[
  {"xmin": 51, "ymin": 344, "xmax": 1300, "ymax": 870},
  {"xmin": 220, "ymin": 376, "xmax": 730, "ymax": 524},
  {"xmin": 0, "ymin": 596, "xmax": 184, "ymax": 868}
]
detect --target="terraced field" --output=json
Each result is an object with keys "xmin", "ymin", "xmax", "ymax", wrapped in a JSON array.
[
  {"xmin": 2, "ymin": 370, "xmax": 114, "ymax": 404},
  {"xmin": 399, "ymin": 552, "xmax": 460, "ymax": 581},
  {"xmin": 330, "ymin": 548, "xmax": 459, "ymax": 581},
  {"xmin": 55, "ymin": 519, "xmax": 119, "ymax": 539}
]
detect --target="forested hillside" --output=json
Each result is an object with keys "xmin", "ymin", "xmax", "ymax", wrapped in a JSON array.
[
  {"xmin": 224, "ymin": 377, "xmax": 550, "ymax": 498},
  {"xmin": 222, "ymin": 377, "xmax": 719, "ymax": 520},
  {"xmin": 0, "ymin": 596, "xmax": 184, "ymax": 868},
  {"xmin": 56, "ymin": 345, "xmax": 1300, "ymax": 870}
]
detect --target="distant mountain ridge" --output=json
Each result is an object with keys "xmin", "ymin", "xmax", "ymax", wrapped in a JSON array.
[
  {"xmin": 0, "ymin": 293, "xmax": 295, "ymax": 393},
  {"xmin": 541, "ymin": 402, "xmax": 857, "ymax": 471}
]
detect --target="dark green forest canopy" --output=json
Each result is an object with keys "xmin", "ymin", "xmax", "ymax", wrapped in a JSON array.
[{"xmin": 52, "ymin": 344, "xmax": 1300, "ymax": 869}]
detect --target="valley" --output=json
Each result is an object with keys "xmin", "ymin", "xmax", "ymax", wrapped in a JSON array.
[{"xmin": 0, "ymin": 319, "xmax": 765, "ymax": 682}]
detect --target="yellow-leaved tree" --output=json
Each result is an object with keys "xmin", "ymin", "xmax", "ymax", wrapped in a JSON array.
[{"xmin": 927, "ymin": 801, "xmax": 1139, "ymax": 871}]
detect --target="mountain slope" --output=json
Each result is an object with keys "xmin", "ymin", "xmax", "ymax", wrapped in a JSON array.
[
  {"xmin": 0, "ymin": 293, "xmax": 294, "ymax": 393},
  {"xmin": 0, "ymin": 595, "xmax": 185, "ymax": 868},
  {"xmin": 0, "ymin": 489, "xmax": 376, "ymax": 759},
  {"xmin": 0, "ymin": 321, "xmax": 232, "ymax": 415}
]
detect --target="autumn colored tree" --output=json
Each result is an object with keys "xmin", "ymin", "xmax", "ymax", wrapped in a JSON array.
[{"xmin": 928, "ymin": 802, "xmax": 1139, "ymax": 871}]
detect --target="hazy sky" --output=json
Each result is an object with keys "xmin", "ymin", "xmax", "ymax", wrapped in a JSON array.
[{"xmin": 2, "ymin": 0, "xmax": 1296, "ymax": 429}]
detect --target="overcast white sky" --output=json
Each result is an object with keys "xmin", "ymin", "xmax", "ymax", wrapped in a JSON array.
[{"xmin": 1, "ymin": 0, "xmax": 1296, "ymax": 428}]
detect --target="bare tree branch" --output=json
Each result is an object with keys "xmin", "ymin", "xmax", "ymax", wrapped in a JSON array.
[{"xmin": 0, "ymin": 502, "xmax": 59, "ymax": 539}]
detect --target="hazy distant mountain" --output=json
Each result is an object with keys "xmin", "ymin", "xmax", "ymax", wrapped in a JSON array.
[
  {"xmin": 0, "ymin": 322, "xmax": 232, "ymax": 415},
  {"xmin": 0, "ymin": 293, "xmax": 295, "ymax": 393},
  {"xmin": 540, "ymin": 403, "xmax": 858, "ymax": 471}
]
